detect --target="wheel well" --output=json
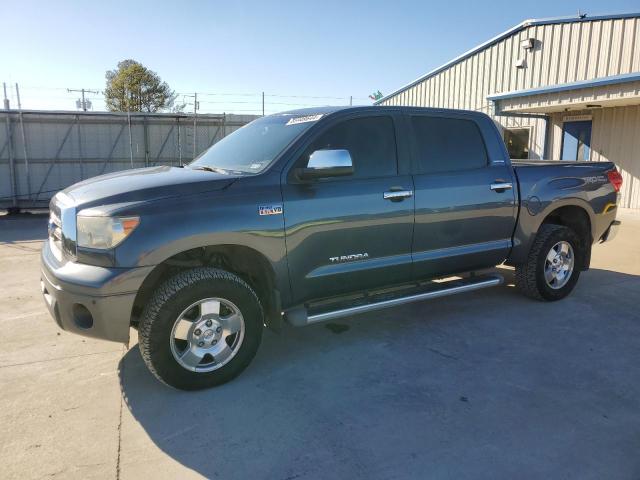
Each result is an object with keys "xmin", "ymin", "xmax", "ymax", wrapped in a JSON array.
[
  {"xmin": 131, "ymin": 245, "xmax": 282, "ymax": 330},
  {"xmin": 540, "ymin": 205, "xmax": 592, "ymax": 269}
]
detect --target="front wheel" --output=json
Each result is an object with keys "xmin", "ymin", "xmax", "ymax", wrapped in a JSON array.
[
  {"xmin": 138, "ymin": 267, "xmax": 263, "ymax": 390},
  {"xmin": 515, "ymin": 224, "xmax": 583, "ymax": 301}
]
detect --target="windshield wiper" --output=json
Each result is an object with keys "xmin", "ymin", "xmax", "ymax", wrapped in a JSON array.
[{"xmin": 190, "ymin": 165, "xmax": 229, "ymax": 175}]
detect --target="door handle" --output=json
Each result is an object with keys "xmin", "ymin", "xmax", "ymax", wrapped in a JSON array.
[
  {"xmin": 383, "ymin": 189, "xmax": 413, "ymax": 201},
  {"xmin": 490, "ymin": 182, "xmax": 513, "ymax": 192}
]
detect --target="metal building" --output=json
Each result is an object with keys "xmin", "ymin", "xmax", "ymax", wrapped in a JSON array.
[{"xmin": 376, "ymin": 12, "xmax": 640, "ymax": 209}]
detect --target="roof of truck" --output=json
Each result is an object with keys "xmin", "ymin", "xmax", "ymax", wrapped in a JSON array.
[{"xmin": 278, "ymin": 105, "xmax": 491, "ymax": 118}]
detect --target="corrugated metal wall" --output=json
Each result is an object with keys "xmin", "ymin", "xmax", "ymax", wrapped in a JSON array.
[
  {"xmin": 0, "ymin": 111, "xmax": 257, "ymax": 209},
  {"xmin": 381, "ymin": 16, "xmax": 640, "ymax": 111},
  {"xmin": 378, "ymin": 15, "xmax": 640, "ymax": 206},
  {"xmin": 547, "ymin": 106, "xmax": 640, "ymax": 208}
]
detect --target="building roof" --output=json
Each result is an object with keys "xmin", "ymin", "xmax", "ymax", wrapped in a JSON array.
[
  {"xmin": 487, "ymin": 72, "xmax": 640, "ymax": 101},
  {"xmin": 375, "ymin": 12, "xmax": 640, "ymax": 104}
]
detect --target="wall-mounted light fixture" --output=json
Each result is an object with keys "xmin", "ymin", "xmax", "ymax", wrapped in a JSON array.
[{"xmin": 520, "ymin": 38, "xmax": 535, "ymax": 50}]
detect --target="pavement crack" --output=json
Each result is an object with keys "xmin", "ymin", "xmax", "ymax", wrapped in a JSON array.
[
  {"xmin": 115, "ymin": 342, "xmax": 128, "ymax": 480},
  {"xmin": 0, "ymin": 349, "xmax": 123, "ymax": 369}
]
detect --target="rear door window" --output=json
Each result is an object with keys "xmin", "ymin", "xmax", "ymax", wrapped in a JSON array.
[
  {"xmin": 304, "ymin": 116, "xmax": 398, "ymax": 178},
  {"xmin": 411, "ymin": 116, "xmax": 488, "ymax": 174}
]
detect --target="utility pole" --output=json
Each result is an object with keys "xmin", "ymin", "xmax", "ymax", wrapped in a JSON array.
[
  {"xmin": 67, "ymin": 88, "xmax": 99, "ymax": 111},
  {"xmin": 262, "ymin": 91, "xmax": 265, "ymax": 116},
  {"xmin": 3, "ymin": 82, "xmax": 9, "ymax": 109},
  {"xmin": 349, "ymin": 95, "xmax": 353, "ymax": 106}
]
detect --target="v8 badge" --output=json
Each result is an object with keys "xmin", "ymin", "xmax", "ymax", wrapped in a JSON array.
[{"xmin": 258, "ymin": 204, "xmax": 283, "ymax": 216}]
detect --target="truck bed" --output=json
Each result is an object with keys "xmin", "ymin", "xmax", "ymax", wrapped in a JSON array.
[{"xmin": 506, "ymin": 158, "xmax": 618, "ymax": 265}]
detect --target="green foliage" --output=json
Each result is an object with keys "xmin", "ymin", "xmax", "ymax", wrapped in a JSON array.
[{"xmin": 105, "ymin": 59, "xmax": 176, "ymax": 112}]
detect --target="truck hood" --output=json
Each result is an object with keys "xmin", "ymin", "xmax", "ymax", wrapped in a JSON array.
[{"xmin": 63, "ymin": 166, "xmax": 236, "ymax": 208}]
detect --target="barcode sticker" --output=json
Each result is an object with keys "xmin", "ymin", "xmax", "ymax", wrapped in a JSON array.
[{"xmin": 286, "ymin": 114, "xmax": 323, "ymax": 125}]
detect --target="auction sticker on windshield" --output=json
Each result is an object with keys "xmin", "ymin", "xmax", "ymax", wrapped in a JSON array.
[{"xmin": 286, "ymin": 114, "xmax": 323, "ymax": 125}]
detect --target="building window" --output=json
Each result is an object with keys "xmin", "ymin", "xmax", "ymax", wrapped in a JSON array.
[
  {"xmin": 561, "ymin": 120, "xmax": 592, "ymax": 161},
  {"xmin": 503, "ymin": 128, "xmax": 530, "ymax": 159}
]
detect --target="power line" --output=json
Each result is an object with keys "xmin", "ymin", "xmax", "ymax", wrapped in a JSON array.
[{"xmin": 3, "ymin": 83, "xmax": 374, "ymax": 115}]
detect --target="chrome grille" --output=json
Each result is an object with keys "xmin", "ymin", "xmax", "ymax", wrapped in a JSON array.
[
  {"xmin": 48, "ymin": 201, "xmax": 63, "ymax": 257},
  {"xmin": 48, "ymin": 193, "xmax": 77, "ymax": 259},
  {"xmin": 49, "ymin": 210, "xmax": 62, "ymax": 243}
]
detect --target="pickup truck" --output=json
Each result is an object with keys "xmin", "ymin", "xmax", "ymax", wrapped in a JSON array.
[{"xmin": 40, "ymin": 106, "xmax": 622, "ymax": 390}]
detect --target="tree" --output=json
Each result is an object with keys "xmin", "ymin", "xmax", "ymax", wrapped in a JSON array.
[{"xmin": 105, "ymin": 59, "xmax": 176, "ymax": 112}]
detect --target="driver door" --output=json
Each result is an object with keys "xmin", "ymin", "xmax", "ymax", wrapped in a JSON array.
[{"xmin": 281, "ymin": 113, "xmax": 414, "ymax": 304}]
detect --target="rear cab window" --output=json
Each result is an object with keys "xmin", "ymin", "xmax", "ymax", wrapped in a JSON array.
[{"xmin": 410, "ymin": 115, "xmax": 488, "ymax": 174}]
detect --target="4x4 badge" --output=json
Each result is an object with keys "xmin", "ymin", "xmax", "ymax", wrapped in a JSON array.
[{"xmin": 258, "ymin": 204, "xmax": 283, "ymax": 216}]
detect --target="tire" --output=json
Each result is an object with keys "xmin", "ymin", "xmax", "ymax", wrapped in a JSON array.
[
  {"xmin": 138, "ymin": 267, "xmax": 263, "ymax": 390},
  {"xmin": 515, "ymin": 224, "xmax": 583, "ymax": 301}
]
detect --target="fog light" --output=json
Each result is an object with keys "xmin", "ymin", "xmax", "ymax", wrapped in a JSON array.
[{"xmin": 72, "ymin": 304, "xmax": 93, "ymax": 329}]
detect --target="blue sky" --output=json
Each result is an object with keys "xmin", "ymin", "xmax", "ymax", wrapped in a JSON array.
[{"xmin": 2, "ymin": 0, "xmax": 639, "ymax": 114}]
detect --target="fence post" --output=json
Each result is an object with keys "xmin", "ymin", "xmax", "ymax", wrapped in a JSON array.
[
  {"xmin": 177, "ymin": 116, "xmax": 182, "ymax": 166},
  {"xmin": 127, "ymin": 110, "xmax": 134, "ymax": 168},
  {"xmin": 193, "ymin": 92, "xmax": 198, "ymax": 160},
  {"xmin": 3, "ymin": 109, "xmax": 18, "ymax": 209},
  {"xmin": 76, "ymin": 114, "xmax": 84, "ymax": 180},
  {"xmin": 143, "ymin": 115, "xmax": 149, "ymax": 166},
  {"xmin": 15, "ymin": 83, "xmax": 31, "ymax": 201}
]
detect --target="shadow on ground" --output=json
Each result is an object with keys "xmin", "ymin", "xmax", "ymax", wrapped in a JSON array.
[
  {"xmin": 119, "ymin": 268, "xmax": 640, "ymax": 479},
  {"xmin": 0, "ymin": 214, "xmax": 48, "ymax": 243}
]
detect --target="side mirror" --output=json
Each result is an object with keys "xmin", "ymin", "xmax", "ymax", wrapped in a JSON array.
[{"xmin": 295, "ymin": 149, "xmax": 354, "ymax": 180}]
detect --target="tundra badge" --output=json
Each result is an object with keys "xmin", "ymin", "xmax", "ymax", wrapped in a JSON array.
[{"xmin": 329, "ymin": 253, "xmax": 369, "ymax": 263}]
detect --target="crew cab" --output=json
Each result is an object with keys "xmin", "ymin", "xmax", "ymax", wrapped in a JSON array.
[{"xmin": 40, "ymin": 106, "xmax": 622, "ymax": 389}]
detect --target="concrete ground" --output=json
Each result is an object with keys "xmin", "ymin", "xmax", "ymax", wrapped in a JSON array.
[{"xmin": 1, "ymin": 210, "xmax": 639, "ymax": 480}]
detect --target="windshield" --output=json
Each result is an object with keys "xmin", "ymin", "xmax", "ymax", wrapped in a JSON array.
[{"xmin": 189, "ymin": 114, "xmax": 322, "ymax": 174}]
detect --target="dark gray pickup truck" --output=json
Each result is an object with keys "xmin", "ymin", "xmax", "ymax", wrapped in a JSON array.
[{"xmin": 41, "ymin": 106, "xmax": 622, "ymax": 389}]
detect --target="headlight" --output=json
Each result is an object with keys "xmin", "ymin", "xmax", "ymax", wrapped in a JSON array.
[{"xmin": 77, "ymin": 216, "xmax": 140, "ymax": 249}]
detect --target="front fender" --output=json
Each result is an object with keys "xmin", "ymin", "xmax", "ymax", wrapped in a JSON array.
[{"xmin": 112, "ymin": 174, "xmax": 290, "ymax": 304}]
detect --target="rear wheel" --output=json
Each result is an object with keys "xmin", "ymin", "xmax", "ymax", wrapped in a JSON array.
[
  {"xmin": 138, "ymin": 267, "xmax": 263, "ymax": 390},
  {"xmin": 515, "ymin": 224, "xmax": 583, "ymax": 301}
]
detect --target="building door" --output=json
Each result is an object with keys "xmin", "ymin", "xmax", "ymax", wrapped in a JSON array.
[{"xmin": 561, "ymin": 121, "xmax": 592, "ymax": 161}]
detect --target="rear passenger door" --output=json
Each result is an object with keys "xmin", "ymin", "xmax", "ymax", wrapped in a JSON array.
[
  {"xmin": 409, "ymin": 113, "xmax": 517, "ymax": 279},
  {"xmin": 282, "ymin": 113, "xmax": 414, "ymax": 304}
]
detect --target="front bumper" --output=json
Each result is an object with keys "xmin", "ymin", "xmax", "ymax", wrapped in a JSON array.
[
  {"xmin": 600, "ymin": 220, "xmax": 621, "ymax": 243},
  {"xmin": 40, "ymin": 241, "xmax": 154, "ymax": 343}
]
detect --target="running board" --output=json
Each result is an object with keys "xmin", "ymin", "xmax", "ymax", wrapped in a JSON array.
[{"xmin": 285, "ymin": 274, "xmax": 504, "ymax": 326}]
